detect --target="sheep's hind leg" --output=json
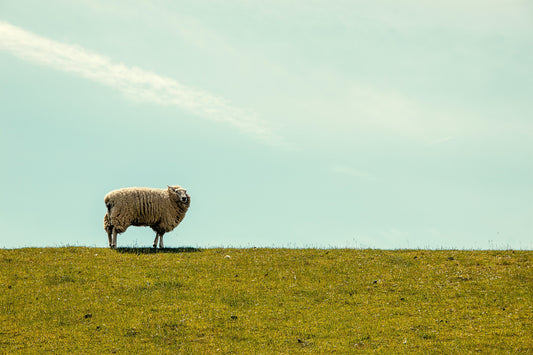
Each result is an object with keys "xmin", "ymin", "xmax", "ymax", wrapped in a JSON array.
[
  {"xmin": 104, "ymin": 214, "xmax": 113, "ymax": 247},
  {"xmin": 111, "ymin": 228, "xmax": 117, "ymax": 249},
  {"xmin": 159, "ymin": 234, "xmax": 164, "ymax": 249},
  {"xmin": 153, "ymin": 234, "xmax": 159, "ymax": 248},
  {"xmin": 107, "ymin": 229, "xmax": 112, "ymax": 248}
]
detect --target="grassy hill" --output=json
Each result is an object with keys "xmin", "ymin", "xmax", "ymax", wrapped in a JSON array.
[{"xmin": 1, "ymin": 247, "xmax": 531, "ymax": 353}]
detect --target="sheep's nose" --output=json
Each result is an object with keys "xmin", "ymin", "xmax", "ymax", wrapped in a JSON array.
[{"xmin": 181, "ymin": 197, "xmax": 188, "ymax": 202}]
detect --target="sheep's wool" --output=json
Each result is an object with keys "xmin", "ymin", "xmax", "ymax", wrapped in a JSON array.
[{"xmin": 104, "ymin": 186, "xmax": 190, "ymax": 235}]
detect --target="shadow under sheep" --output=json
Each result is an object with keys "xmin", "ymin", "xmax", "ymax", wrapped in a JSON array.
[{"xmin": 115, "ymin": 247, "xmax": 201, "ymax": 254}]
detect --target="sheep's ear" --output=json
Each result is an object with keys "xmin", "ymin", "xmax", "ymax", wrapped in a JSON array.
[{"xmin": 167, "ymin": 185, "xmax": 179, "ymax": 194}]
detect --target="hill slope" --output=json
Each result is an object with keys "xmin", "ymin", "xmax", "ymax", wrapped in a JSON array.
[{"xmin": 1, "ymin": 247, "xmax": 531, "ymax": 353}]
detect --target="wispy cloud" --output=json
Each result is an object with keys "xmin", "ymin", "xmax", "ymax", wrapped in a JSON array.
[
  {"xmin": 429, "ymin": 136, "xmax": 456, "ymax": 145},
  {"xmin": 0, "ymin": 21, "xmax": 284, "ymax": 147},
  {"xmin": 332, "ymin": 165, "xmax": 375, "ymax": 182}
]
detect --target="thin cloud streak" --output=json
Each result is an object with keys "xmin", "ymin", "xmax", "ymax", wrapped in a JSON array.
[
  {"xmin": 0, "ymin": 21, "xmax": 283, "ymax": 147},
  {"xmin": 332, "ymin": 165, "xmax": 375, "ymax": 182}
]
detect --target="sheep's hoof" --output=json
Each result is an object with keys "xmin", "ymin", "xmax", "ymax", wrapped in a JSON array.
[{"xmin": 153, "ymin": 244, "xmax": 157, "ymax": 248}]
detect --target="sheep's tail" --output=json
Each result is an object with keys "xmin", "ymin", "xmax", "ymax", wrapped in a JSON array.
[
  {"xmin": 104, "ymin": 194, "xmax": 112, "ymax": 212},
  {"xmin": 104, "ymin": 196, "xmax": 113, "ymax": 232}
]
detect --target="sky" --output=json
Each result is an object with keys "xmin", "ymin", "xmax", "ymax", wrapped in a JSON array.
[{"xmin": 1, "ymin": 1, "xmax": 532, "ymax": 249}]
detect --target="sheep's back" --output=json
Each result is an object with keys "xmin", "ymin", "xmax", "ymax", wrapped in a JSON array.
[{"xmin": 105, "ymin": 187, "xmax": 169, "ymax": 226}]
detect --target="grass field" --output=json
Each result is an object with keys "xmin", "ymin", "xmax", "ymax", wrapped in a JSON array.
[{"xmin": 0, "ymin": 247, "xmax": 531, "ymax": 353}]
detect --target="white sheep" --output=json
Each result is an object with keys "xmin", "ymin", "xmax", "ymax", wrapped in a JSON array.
[{"xmin": 103, "ymin": 185, "xmax": 191, "ymax": 248}]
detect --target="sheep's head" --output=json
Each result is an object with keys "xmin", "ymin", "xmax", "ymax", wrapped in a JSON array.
[{"xmin": 168, "ymin": 185, "xmax": 190, "ymax": 205}]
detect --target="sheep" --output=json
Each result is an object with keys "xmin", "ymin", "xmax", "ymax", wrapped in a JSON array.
[{"xmin": 103, "ymin": 185, "xmax": 191, "ymax": 249}]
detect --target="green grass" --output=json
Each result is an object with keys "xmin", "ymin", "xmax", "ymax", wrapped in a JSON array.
[{"xmin": 1, "ymin": 247, "xmax": 531, "ymax": 353}]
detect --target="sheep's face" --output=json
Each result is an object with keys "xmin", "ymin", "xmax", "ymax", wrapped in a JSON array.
[{"xmin": 168, "ymin": 185, "xmax": 190, "ymax": 205}]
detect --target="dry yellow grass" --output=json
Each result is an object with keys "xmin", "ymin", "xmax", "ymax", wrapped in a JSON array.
[{"xmin": 1, "ymin": 247, "xmax": 531, "ymax": 353}]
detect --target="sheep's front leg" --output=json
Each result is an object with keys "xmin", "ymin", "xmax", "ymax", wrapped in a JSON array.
[
  {"xmin": 153, "ymin": 234, "xmax": 159, "ymax": 248},
  {"xmin": 159, "ymin": 234, "xmax": 164, "ymax": 249}
]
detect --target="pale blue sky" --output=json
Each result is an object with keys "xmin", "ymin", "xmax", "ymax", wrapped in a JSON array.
[{"xmin": 1, "ymin": 1, "xmax": 532, "ymax": 249}]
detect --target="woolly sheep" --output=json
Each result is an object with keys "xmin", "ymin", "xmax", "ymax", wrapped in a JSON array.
[{"xmin": 103, "ymin": 185, "xmax": 191, "ymax": 249}]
